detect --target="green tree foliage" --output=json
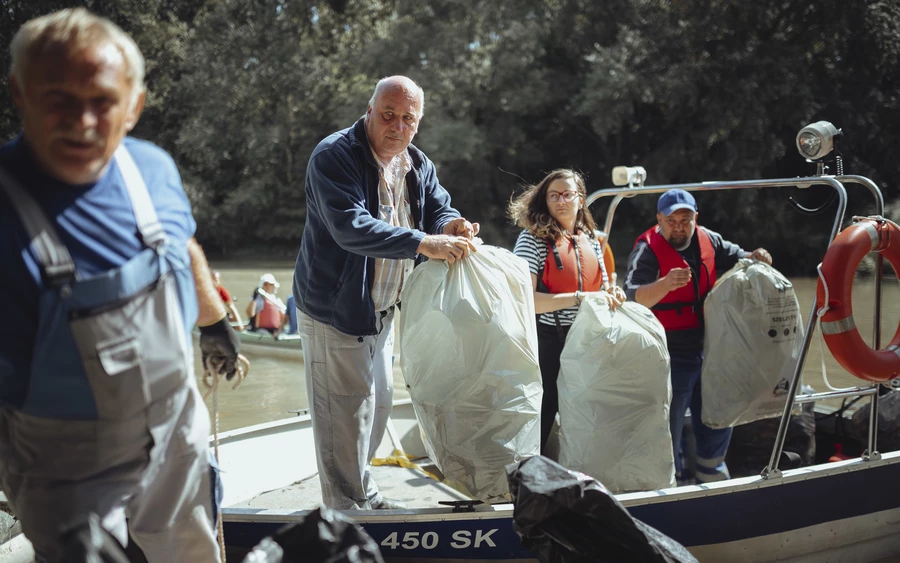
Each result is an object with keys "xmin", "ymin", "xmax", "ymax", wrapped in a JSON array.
[
  {"xmin": 175, "ymin": 0, "xmax": 392, "ymax": 254},
  {"xmin": 569, "ymin": 0, "xmax": 900, "ymax": 265},
  {"xmin": 1, "ymin": 0, "xmax": 897, "ymax": 274},
  {"xmin": 0, "ymin": 0, "xmax": 201, "ymax": 148}
]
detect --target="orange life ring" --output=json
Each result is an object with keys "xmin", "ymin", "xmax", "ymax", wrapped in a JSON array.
[
  {"xmin": 816, "ymin": 218, "xmax": 900, "ymax": 382},
  {"xmin": 596, "ymin": 231, "xmax": 616, "ymax": 280}
]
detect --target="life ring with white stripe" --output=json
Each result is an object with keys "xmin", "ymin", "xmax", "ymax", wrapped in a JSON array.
[{"xmin": 816, "ymin": 217, "xmax": 900, "ymax": 382}]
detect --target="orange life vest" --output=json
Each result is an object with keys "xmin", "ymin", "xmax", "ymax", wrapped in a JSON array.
[
  {"xmin": 636, "ymin": 226, "xmax": 716, "ymax": 332},
  {"xmin": 257, "ymin": 297, "xmax": 284, "ymax": 330},
  {"xmin": 538, "ymin": 232, "xmax": 606, "ymax": 294}
]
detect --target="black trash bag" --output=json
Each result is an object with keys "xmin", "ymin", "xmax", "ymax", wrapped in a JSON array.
[
  {"xmin": 726, "ymin": 399, "xmax": 816, "ymax": 478},
  {"xmin": 61, "ymin": 513, "xmax": 132, "ymax": 563},
  {"xmin": 849, "ymin": 389, "xmax": 900, "ymax": 452},
  {"xmin": 242, "ymin": 506, "xmax": 383, "ymax": 563},
  {"xmin": 507, "ymin": 456, "xmax": 697, "ymax": 563}
]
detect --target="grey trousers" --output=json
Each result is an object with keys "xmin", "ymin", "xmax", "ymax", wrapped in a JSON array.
[
  {"xmin": 0, "ymin": 385, "xmax": 220, "ymax": 563},
  {"xmin": 299, "ymin": 309, "xmax": 394, "ymax": 509}
]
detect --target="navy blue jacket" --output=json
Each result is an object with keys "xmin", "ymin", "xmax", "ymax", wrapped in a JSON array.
[{"xmin": 293, "ymin": 118, "xmax": 460, "ymax": 336}]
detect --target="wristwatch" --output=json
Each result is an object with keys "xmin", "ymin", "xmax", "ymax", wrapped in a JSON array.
[{"xmin": 574, "ymin": 290, "xmax": 583, "ymax": 306}]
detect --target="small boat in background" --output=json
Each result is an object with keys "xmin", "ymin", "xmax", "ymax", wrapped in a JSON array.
[{"xmin": 193, "ymin": 326, "xmax": 303, "ymax": 360}]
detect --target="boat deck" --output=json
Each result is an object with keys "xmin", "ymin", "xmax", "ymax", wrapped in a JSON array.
[{"xmin": 229, "ymin": 458, "xmax": 474, "ymax": 511}]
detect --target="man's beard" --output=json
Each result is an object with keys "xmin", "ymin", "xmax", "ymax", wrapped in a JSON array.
[{"xmin": 671, "ymin": 236, "xmax": 690, "ymax": 251}]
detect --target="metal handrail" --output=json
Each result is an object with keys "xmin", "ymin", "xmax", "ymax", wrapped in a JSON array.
[
  {"xmin": 581, "ymin": 175, "xmax": 895, "ymax": 479},
  {"xmin": 835, "ymin": 176, "xmax": 886, "ymax": 463}
]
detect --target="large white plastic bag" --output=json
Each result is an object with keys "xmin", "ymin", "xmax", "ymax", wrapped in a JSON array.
[
  {"xmin": 558, "ymin": 299, "xmax": 675, "ymax": 493},
  {"xmin": 701, "ymin": 259, "xmax": 804, "ymax": 429},
  {"xmin": 398, "ymin": 245, "xmax": 542, "ymax": 501}
]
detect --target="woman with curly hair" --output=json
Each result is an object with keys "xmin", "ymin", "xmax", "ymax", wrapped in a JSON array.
[{"xmin": 510, "ymin": 169, "xmax": 627, "ymax": 454}]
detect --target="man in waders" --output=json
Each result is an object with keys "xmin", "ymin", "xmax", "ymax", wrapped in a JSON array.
[
  {"xmin": 623, "ymin": 189, "xmax": 771, "ymax": 484},
  {"xmin": 293, "ymin": 76, "xmax": 478, "ymax": 509},
  {"xmin": 0, "ymin": 8, "xmax": 240, "ymax": 561}
]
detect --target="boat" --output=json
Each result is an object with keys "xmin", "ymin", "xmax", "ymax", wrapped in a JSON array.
[
  {"xmin": 233, "ymin": 330, "xmax": 302, "ymax": 360},
  {"xmin": 191, "ymin": 326, "xmax": 303, "ymax": 360},
  {"xmin": 217, "ymin": 400, "xmax": 900, "ymax": 562},
  {"xmin": 215, "ymin": 130, "xmax": 900, "ymax": 562}
]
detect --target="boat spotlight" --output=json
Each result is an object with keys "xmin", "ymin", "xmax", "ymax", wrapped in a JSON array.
[
  {"xmin": 796, "ymin": 121, "xmax": 841, "ymax": 161},
  {"xmin": 612, "ymin": 165, "xmax": 647, "ymax": 187}
]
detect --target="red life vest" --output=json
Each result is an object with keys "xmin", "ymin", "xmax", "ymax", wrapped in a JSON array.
[
  {"xmin": 257, "ymin": 297, "xmax": 284, "ymax": 330},
  {"xmin": 636, "ymin": 226, "xmax": 716, "ymax": 331},
  {"xmin": 538, "ymin": 232, "xmax": 605, "ymax": 294}
]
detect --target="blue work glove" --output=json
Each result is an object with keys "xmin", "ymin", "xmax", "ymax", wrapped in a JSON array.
[{"xmin": 199, "ymin": 317, "xmax": 241, "ymax": 380}]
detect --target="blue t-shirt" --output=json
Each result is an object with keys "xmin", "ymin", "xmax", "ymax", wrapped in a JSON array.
[{"xmin": 0, "ymin": 135, "xmax": 196, "ymax": 407}]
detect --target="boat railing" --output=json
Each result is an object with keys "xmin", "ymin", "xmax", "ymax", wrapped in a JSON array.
[{"xmin": 584, "ymin": 173, "xmax": 887, "ymax": 479}]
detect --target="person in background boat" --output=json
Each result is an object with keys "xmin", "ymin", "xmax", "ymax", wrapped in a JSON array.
[
  {"xmin": 509, "ymin": 168, "xmax": 626, "ymax": 455},
  {"xmin": 0, "ymin": 8, "xmax": 238, "ymax": 562},
  {"xmin": 212, "ymin": 270, "xmax": 244, "ymax": 330},
  {"xmin": 623, "ymin": 189, "xmax": 772, "ymax": 484},
  {"xmin": 245, "ymin": 272, "xmax": 293, "ymax": 336},
  {"xmin": 293, "ymin": 75, "xmax": 478, "ymax": 510}
]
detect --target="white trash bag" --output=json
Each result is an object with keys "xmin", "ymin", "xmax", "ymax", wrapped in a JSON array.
[
  {"xmin": 399, "ymin": 245, "xmax": 542, "ymax": 501},
  {"xmin": 701, "ymin": 258, "xmax": 804, "ymax": 429},
  {"xmin": 558, "ymin": 299, "xmax": 675, "ymax": 493}
]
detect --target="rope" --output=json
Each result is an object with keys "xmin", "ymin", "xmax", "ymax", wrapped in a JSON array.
[
  {"xmin": 879, "ymin": 216, "xmax": 900, "ymax": 232},
  {"xmin": 815, "ymin": 263, "xmax": 855, "ymax": 392},
  {"xmin": 202, "ymin": 353, "xmax": 251, "ymax": 563},
  {"xmin": 372, "ymin": 450, "xmax": 443, "ymax": 482},
  {"xmin": 202, "ymin": 355, "xmax": 249, "ymax": 399}
]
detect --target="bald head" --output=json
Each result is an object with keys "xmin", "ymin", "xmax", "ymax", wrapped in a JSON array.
[
  {"xmin": 368, "ymin": 76, "xmax": 424, "ymax": 115},
  {"xmin": 365, "ymin": 76, "xmax": 424, "ymax": 164}
]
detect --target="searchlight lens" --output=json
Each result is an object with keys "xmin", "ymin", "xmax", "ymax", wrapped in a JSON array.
[
  {"xmin": 798, "ymin": 132, "xmax": 822, "ymax": 159},
  {"xmin": 796, "ymin": 121, "xmax": 840, "ymax": 161}
]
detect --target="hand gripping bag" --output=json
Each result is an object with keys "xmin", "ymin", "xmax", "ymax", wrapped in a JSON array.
[
  {"xmin": 398, "ymin": 245, "xmax": 542, "ymax": 501},
  {"xmin": 558, "ymin": 299, "xmax": 675, "ymax": 493},
  {"xmin": 701, "ymin": 259, "xmax": 804, "ymax": 429}
]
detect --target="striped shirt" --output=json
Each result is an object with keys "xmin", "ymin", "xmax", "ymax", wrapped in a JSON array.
[
  {"xmin": 370, "ymin": 151, "xmax": 415, "ymax": 312},
  {"xmin": 513, "ymin": 229, "xmax": 608, "ymax": 327}
]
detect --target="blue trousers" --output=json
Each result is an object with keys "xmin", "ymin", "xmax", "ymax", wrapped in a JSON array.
[
  {"xmin": 285, "ymin": 296, "xmax": 298, "ymax": 334},
  {"xmin": 669, "ymin": 350, "xmax": 732, "ymax": 483}
]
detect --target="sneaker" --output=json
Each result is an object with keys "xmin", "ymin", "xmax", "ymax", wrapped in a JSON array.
[{"xmin": 372, "ymin": 498, "xmax": 408, "ymax": 510}]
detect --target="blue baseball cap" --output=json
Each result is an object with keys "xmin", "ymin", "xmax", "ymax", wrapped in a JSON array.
[{"xmin": 657, "ymin": 189, "xmax": 697, "ymax": 216}]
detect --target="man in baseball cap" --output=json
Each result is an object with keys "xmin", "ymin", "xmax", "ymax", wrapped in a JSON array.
[
  {"xmin": 657, "ymin": 189, "xmax": 697, "ymax": 216},
  {"xmin": 623, "ymin": 189, "xmax": 771, "ymax": 484}
]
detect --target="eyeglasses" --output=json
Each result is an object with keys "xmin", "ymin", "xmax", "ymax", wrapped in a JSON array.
[{"xmin": 547, "ymin": 191, "xmax": 581, "ymax": 203}]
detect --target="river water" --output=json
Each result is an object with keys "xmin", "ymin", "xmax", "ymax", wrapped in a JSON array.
[{"xmin": 199, "ymin": 262, "xmax": 900, "ymax": 433}]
